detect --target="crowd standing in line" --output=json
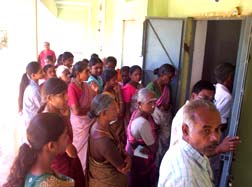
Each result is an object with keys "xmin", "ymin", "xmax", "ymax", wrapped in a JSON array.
[{"xmin": 7, "ymin": 43, "xmax": 241, "ymax": 187}]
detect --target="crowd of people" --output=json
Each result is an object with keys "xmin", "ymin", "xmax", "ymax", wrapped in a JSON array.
[{"xmin": 4, "ymin": 42, "xmax": 240, "ymax": 187}]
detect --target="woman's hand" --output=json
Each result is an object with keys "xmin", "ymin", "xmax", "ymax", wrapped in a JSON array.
[
  {"xmin": 118, "ymin": 155, "xmax": 131, "ymax": 174},
  {"xmin": 90, "ymin": 81, "xmax": 99, "ymax": 93}
]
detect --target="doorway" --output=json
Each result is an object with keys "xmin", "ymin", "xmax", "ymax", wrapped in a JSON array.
[{"xmin": 190, "ymin": 19, "xmax": 242, "ymax": 89}]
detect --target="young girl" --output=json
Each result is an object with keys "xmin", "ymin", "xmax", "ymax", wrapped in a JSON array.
[
  {"xmin": 87, "ymin": 57, "xmax": 103, "ymax": 93},
  {"xmin": 62, "ymin": 51, "xmax": 74, "ymax": 69},
  {"xmin": 68, "ymin": 61, "xmax": 98, "ymax": 175},
  {"xmin": 38, "ymin": 78, "xmax": 85, "ymax": 187},
  {"xmin": 39, "ymin": 64, "xmax": 56, "ymax": 89},
  {"xmin": 4, "ymin": 113, "xmax": 74, "ymax": 187},
  {"xmin": 18, "ymin": 61, "xmax": 43, "ymax": 128},
  {"xmin": 119, "ymin": 66, "xmax": 130, "ymax": 87},
  {"xmin": 43, "ymin": 64, "xmax": 56, "ymax": 80},
  {"xmin": 122, "ymin": 65, "xmax": 142, "ymax": 125}
]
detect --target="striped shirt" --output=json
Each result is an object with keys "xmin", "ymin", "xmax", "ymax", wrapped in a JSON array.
[{"xmin": 158, "ymin": 139, "xmax": 214, "ymax": 187}]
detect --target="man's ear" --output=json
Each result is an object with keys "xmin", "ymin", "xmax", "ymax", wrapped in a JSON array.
[
  {"xmin": 182, "ymin": 123, "xmax": 189, "ymax": 140},
  {"xmin": 190, "ymin": 93, "xmax": 196, "ymax": 100}
]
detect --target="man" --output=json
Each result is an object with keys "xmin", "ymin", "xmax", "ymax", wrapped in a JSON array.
[
  {"xmin": 38, "ymin": 42, "xmax": 56, "ymax": 67},
  {"xmin": 168, "ymin": 80, "xmax": 239, "ymax": 186},
  {"xmin": 158, "ymin": 99, "xmax": 221, "ymax": 186},
  {"xmin": 170, "ymin": 80, "xmax": 215, "ymax": 147},
  {"xmin": 214, "ymin": 63, "xmax": 235, "ymax": 128}
]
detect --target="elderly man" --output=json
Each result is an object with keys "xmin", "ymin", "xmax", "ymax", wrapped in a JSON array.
[
  {"xmin": 38, "ymin": 42, "xmax": 56, "ymax": 67},
  {"xmin": 165, "ymin": 80, "xmax": 240, "ymax": 186},
  {"xmin": 158, "ymin": 100, "xmax": 221, "ymax": 186}
]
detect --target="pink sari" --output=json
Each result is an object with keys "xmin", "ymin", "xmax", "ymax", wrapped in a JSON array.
[
  {"xmin": 68, "ymin": 82, "xmax": 96, "ymax": 175},
  {"xmin": 126, "ymin": 111, "xmax": 157, "ymax": 187}
]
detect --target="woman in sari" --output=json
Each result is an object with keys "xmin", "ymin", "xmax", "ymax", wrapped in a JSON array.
[
  {"xmin": 88, "ymin": 94, "xmax": 131, "ymax": 187},
  {"xmin": 4, "ymin": 113, "xmax": 74, "ymax": 187},
  {"xmin": 122, "ymin": 65, "xmax": 143, "ymax": 127},
  {"xmin": 146, "ymin": 63, "xmax": 175, "ymax": 172},
  {"xmin": 126, "ymin": 88, "xmax": 157, "ymax": 187},
  {"xmin": 67, "ymin": 61, "xmax": 98, "ymax": 175},
  {"xmin": 38, "ymin": 78, "xmax": 85, "ymax": 187},
  {"xmin": 102, "ymin": 69, "xmax": 126, "ymax": 144}
]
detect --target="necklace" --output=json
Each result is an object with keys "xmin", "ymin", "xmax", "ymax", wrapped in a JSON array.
[{"xmin": 74, "ymin": 79, "xmax": 84, "ymax": 89}]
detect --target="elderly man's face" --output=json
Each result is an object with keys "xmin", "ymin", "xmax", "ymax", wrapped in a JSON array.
[{"xmin": 183, "ymin": 107, "xmax": 221, "ymax": 156}]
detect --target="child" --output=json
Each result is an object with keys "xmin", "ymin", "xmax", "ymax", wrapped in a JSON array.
[
  {"xmin": 119, "ymin": 66, "xmax": 130, "ymax": 87},
  {"xmin": 39, "ymin": 64, "xmax": 56, "ymax": 89},
  {"xmin": 44, "ymin": 55, "xmax": 55, "ymax": 66},
  {"xmin": 18, "ymin": 61, "xmax": 43, "ymax": 128},
  {"xmin": 122, "ymin": 65, "xmax": 143, "ymax": 125}
]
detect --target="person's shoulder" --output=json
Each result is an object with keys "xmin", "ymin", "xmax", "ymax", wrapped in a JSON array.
[
  {"xmin": 146, "ymin": 81, "xmax": 154, "ymax": 89},
  {"xmin": 132, "ymin": 116, "xmax": 149, "ymax": 125},
  {"xmin": 25, "ymin": 173, "xmax": 74, "ymax": 187}
]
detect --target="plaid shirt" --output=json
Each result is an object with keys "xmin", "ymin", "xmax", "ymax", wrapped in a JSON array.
[{"xmin": 158, "ymin": 139, "xmax": 214, "ymax": 187}]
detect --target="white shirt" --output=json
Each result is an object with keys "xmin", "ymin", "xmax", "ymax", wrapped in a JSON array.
[
  {"xmin": 158, "ymin": 139, "xmax": 214, "ymax": 187},
  {"xmin": 214, "ymin": 83, "xmax": 232, "ymax": 124},
  {"xmin": 169, "ymin": 101, "xmax": 189, "ymax": 147}
]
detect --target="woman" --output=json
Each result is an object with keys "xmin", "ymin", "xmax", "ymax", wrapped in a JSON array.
[
  {"xmin": 87, "ymin": 57, "xmax": 104, "ymax": 93},
  {"xmin": 146, "ymin": 63, "xmax": 175, "ymax": 168},
  {"xmin": 38, "ymin": 78, "xmax": 85, "ymax": 187},
  {"xmin": 67, "ymin": 61, "xmax": 97, "ymax": 175},
  {"xmin": 122, "ymin": 65, "xmax": 142, "ymax": 126},
  {"xmin": 88, "ymin": 94, "xmax": 131, "ymax": 187},
  {"xmin": 102, "ymin": 69, "xmax": 126, "ymax": 144},
  {"xmin": 126, "ymin": 88, "xmax": 157, "ymax": 187},
  {"xmin": 18, "ymin": 61, "xmax": 44, "ymax": 128},
  {"xmin": 4, "ymin": 113, "xmax": 74, "ymax": 187}
]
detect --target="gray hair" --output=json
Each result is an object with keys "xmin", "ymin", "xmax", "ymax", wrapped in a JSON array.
[
  {"xmin": 137, "ymin": 88, "xmax": 155, "ymax": 103},
  {"xmin": 88, "ymin": 94, "xmax": 114, "ymax": 118},
  {"xmin": 183, "ymin": 99, "xmax": 219, "ymax": 129}
]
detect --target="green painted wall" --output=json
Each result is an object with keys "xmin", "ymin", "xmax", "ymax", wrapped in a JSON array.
[{"xmin": 147, "ymin": 0, "xmax": 168, "ymax": 17}]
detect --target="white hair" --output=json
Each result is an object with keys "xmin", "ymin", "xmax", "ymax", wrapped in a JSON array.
[
  {"xmin": 137, "ymin": 88, "xmax": 155, "ymax": 103},
  {"xmin": 183, "ymin": 99, "xmax": 219, "ymax": 130}
]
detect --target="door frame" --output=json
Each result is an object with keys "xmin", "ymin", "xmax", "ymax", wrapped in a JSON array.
[{"xmin": 219, "ymin": 16, "xmax": 252, "ymax": 187}]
